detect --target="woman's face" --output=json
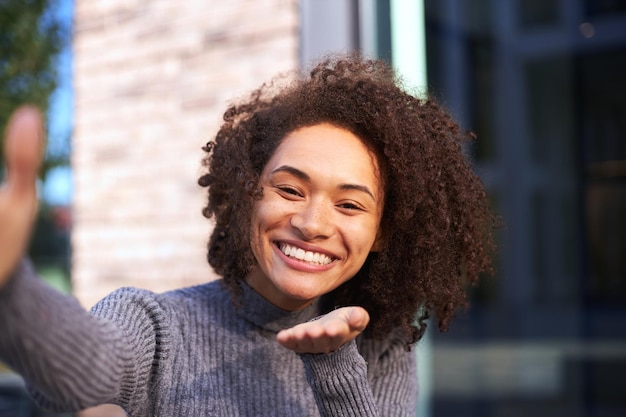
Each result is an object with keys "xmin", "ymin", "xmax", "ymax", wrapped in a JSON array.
[{"xmin": 245, "ymin": 123, "xmax": 384, "ymax": 311}]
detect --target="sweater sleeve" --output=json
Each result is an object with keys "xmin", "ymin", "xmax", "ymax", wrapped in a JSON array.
[
  {"xmin": 0, "ymin": 260, "xmax": 170, "ymax": 413},
  {"xmin": 299, "ymin": 335, "xmax": 417, "ymax": 417}
]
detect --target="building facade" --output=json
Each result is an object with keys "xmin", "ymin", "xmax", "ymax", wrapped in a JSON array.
[{"xmin": 68, "ymin": 0, "xmax": 626, "ymax": 416}]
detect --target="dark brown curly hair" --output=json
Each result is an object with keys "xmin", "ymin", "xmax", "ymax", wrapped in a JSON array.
[{"xmin": 198, "ymin": 54, "xmax": 496, "ymax": 347}]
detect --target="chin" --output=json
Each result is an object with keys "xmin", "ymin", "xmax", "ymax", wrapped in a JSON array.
[{"xmin": 278, "ymin": 281, "xmax": 327, "ymax": 302}]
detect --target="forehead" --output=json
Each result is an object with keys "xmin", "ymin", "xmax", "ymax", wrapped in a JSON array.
[{"xmin": 265, "ymin": 123, "xmax": 381, "ymax": 185}]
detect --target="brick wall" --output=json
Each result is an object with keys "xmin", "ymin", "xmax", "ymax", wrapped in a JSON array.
[
  {"xmin": 72, "ymin": 0, "xmax": 299, "ymax": 309},
  {"xmin": 72, "ymin": 2, "xmax": 298, "ymax": 415}
]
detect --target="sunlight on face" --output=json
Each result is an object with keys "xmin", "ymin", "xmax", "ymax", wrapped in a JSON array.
[{"xmin": 246, "ymin": 123, "xmax": 384, "ymax": 311}]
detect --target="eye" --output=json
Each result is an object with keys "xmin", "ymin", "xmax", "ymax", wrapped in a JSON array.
[
  {"xmin": 276, "ymin": 185, "xmax": 303, "ymax": 198},
  {"xmin": 337, "ymin": 201, "xmax": 365, "ymax": 211}
]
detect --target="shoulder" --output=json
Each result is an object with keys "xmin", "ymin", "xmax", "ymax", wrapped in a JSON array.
[
  {"xmin": 162, "ymin": 278, "xmax": 228, "ymax": 303},
  {"xmin": 91, "ymin": 279, "xmax": 229, "ymax": 320},
  {"xmin": 87, "ymin": 280, "xmax": 230, "ymax": 367},
  {"xmin": 357, "ymin": 328, "xmax": 415, "ymax": 370}
]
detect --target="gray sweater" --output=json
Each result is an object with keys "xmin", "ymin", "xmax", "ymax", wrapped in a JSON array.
[{"xmin": 0, "ymin": 261, "xmax": 417, "ymax": 416}]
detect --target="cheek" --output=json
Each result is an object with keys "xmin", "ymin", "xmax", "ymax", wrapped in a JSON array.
[
  {"xmin": 249, "ymin": 204, "xmax": 264, "ymax": 252},
  {"xmin": 248, "ymin": 223, "xmax": 267, "ymax": 269},
  {"xmin": 344, "ymin": 224, "xmax": 380, "ymax": 256},
  {"xmin": 250, "ymin": 199, "xmax": 282, "ymax": 244},
  {"xmin": 251, "ymin": 200, "xmax": 273, "ymax": 231}
]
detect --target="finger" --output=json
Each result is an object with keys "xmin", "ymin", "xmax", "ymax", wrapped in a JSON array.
[
  {"xmin": 316, "ymin": 307, "xmax": 369, "ymax": 348},
  {"xmin": 345, "ymin": 307, "xmax": 370, "ymax": 332},
  {"xmin": 299, "ymin": 323, "xmax": 340, "ymax": 353},
  {"xmin": 276, "ymin": 328, "xmax": 299, "ymax": 350},
  {"xmin": 276, "ymin": 324, "xmax": 312, "ymax": 348},
  {"xmin": 4, "ymin": 106, "xmax": 44, "ymax": 194},
  {"xmin": 277, "ymin": 329, "xmax": 333, "ymax": 354}
]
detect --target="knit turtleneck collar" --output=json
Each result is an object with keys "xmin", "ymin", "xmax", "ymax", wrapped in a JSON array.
[{"xmin": 236, "ymin": 281, "xmax": 322, "ymax": 333}]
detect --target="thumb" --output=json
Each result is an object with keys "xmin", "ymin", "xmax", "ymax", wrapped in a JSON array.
[
  {"xmin": 344, "ymin": 306, "xmax": 370, "ymax": 332},
  {"xmin": 0, "ymin": 106, "xmax": 44, "ymax": 284},
  {"xmin": 5, "ymin": 106, "xmax": 44, "ymax": 194}
]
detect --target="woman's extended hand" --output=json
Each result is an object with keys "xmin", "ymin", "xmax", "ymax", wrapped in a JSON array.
[
  {"xmin": 277, "ymin": 306, "xmax": 370, "ymax": 354},
  {"xmin": 0, "ymin": 106, "xmax": 44, "ymax": 288}
]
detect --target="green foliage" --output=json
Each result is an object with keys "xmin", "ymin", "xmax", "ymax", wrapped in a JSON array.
[
  {"xmin": 0, "ymin": 0, "xmax": 65, "ymax": 166},
  {"xmin": 29, "ymin": 203, "xmax": 72, "ymax": 280},
  {"xmin": 0, "ymin": 0, "xmax": 71, "ymax": 287}
]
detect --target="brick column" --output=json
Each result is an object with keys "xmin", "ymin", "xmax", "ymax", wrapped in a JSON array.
[
  {"xmin": 72, "ymin": 1, "xmax": 298, "ymax": 414},
  {"xmin": 73, "ymin": 0, "xmax": 298, "ymax": 307}
]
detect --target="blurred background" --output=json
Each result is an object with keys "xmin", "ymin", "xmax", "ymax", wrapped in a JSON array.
[{"xmin": 1, "ymin": 0, "xmax": 624, "ymax": 416}]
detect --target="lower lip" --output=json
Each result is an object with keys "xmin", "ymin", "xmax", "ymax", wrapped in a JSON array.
[{"xmin": 273, "ymin": 244, "xmax": 336, "ymax": 272}]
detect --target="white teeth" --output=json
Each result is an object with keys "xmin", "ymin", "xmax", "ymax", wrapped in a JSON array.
[{"xmin": 279, "ymin": 243, "xmax": 333, "ymax": 265}]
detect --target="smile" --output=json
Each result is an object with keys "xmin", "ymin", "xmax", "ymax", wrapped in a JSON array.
[{"xmin": 278, "ymin": 243, "xmax": 334, "ymax": 265}]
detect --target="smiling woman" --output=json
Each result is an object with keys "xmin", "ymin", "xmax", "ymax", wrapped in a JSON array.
[
  {"xmin": 201, "ymin": 55, "xmax": 497, "ymax": 346},
  {"xmin": 0, "ymin": 54, "xmax": 496, "ymax": 417},
  {"xmin": 246, "ymin": 123, "xmax": 384, "ymax": 312}
]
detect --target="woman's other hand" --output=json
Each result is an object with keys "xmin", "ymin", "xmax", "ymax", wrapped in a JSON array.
[
  {"xmin": 277, "ymin": 306, "xmax": 370, "ymax": 354},
  {"xmin": 0, "ymin": 106, "xmax": 44, "ymax": 288}
]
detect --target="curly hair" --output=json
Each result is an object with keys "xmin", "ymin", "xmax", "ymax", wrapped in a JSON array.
[{"xmin": 198, "ymin": 54, "xmax": 496, "ymax": 347}]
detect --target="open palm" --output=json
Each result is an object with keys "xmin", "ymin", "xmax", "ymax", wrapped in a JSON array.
[{"xmin": 277, "ymin": 306, "xmax": 370, "ymax": 354}]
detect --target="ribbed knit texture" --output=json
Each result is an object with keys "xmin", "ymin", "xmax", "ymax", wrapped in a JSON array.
[{"xmin": 0, "ymin": 261, "xmax": 418, "ymax": 416}]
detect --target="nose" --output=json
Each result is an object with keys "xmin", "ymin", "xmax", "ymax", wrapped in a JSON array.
[{"xmin": 290, "ymin": 199, "xmax": 334, "ymax": 240}]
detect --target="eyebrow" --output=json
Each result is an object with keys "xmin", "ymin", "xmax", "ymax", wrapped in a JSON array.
[{"xmin": 270, "ymin": 165, "xmax": 377, "ymax": 202}]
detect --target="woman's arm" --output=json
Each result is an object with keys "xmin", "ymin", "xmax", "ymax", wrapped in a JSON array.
[
  {"xmin": 279, "ymin": 308, "xmax": 418, "ymax": 416},
  {"xmin": 0, "ymin": 261, "xmax": 170, "ymax": 413},
  {"xmin": 359, "ymin": 334, "xmax": 419, "ymax": 416},
  {"xmin": 0, "ymin": 261, "xmax": 131, "ymax": 412},
  {"xmin": 0, "ymin": 107, "xmax": 130, "ymax": 412},
  {"xmin": 299, "ymin": 336, "xmax": 417, "ymax": 417},
  {"xmin": 0, "ymin": 107, "xmax": 173, "ymax": 414}
]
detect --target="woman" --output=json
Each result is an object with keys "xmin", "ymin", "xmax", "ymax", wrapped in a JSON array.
[{"xmin": 0, "ymin": 55, "xmax": 496, "ymax": 416}]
